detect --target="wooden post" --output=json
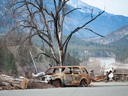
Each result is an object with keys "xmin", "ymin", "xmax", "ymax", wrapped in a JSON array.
[{"xmin": 123, "ymin": 68, "xmax": 124, "ymax": 80}]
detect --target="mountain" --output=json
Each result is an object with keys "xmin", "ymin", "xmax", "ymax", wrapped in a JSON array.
[
  {"xmin": 85, "ymin": 25, "xmax": 128, "ymax": 44},
  {"xmin": 67, "ymin": 0, "xmax": 113, "ymax": 16},
  {"xmin": 110, "ymin": 34, "xmax": 128, "ymax": 47},
  {"xmin": 63, "ymin": 0, "xmax": 128, "ymax": 38},
  {"xmin": 1, "ymin": 0, "xmax": 128, "ymax": 38}
]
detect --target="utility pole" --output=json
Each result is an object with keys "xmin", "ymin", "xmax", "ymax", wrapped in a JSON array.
[{"xmin": 29, "ymin": 51, "xmax": 38, "ymax": 73}]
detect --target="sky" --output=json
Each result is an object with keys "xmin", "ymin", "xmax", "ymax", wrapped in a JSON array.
[{"xmin": 81, "ymin": 0, "xmax": 128, "ymax": 17}]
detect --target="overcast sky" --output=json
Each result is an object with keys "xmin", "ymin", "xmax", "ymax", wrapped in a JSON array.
[{"xmin": 81, "ymin": 0, "xmax": 128, "ymax": 17}]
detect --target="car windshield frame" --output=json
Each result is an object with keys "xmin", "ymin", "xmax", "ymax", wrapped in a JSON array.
[{"xmin": 45, "ymin": 67, "xmax": 65, "ymax": 74}]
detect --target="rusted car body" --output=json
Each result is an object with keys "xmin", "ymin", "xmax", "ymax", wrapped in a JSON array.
[{"xmin": 42, "ymin": 66, "xmax": 91, "ymax": 87}]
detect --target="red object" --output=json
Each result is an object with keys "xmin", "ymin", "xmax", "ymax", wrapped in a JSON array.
[{"xmin": 123, "ymin": 68, "xmax": 124, "ymax": 71}]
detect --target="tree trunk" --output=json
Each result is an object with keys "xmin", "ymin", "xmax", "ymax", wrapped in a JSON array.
[
  {"xmin": 2, "ymin": 0, "xmax": 105, "ymax": 68},
  {"xmin": 58, "ymin": 49, "xmax": 63, "ymax": 66},
  {"xmin": 0, "ymin": 74, "xmax": 29, "ymax": 90}
]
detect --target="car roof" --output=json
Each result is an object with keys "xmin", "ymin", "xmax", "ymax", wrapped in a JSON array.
[{"xmin": 50, "ymin": 66, "xmax": 86, "ymax": 68}]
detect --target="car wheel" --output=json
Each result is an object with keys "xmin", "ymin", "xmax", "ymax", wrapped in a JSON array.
[
  {"xmin": 53, "ymin": 79, "xmax": 61, "ymax": 87},
  {"xmin": 80, "ymin": 80, "xmax": 88, "ymax": 87}
]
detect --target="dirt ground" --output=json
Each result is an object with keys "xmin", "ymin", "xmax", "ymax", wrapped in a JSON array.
[{"xmin": 27, "ymin": 81, "xmax": 55, "ymax": 89}]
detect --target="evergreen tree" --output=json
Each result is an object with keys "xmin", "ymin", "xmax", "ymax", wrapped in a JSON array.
[
  {"xmin": 64, "ymin": 52, "xmax": 80, "ymax": 66},
  {"xmin": 0, "ymin": 40, "xmax": 18, "ymax": 75},
  {"xmin": 71, "ymin": 55, "xmax": 75, "ymax": 65},
  {"xmin": 65, "ymin": 52, "xmax": 71, "ymax": 66},
  {"xmin": 82, "ymin": 55, "xmax": 89, "ymax": 62},
  {"xmin": 3, "ymin": 52, "xmax": 18, "ymax": 75},
  {"xmin": 0, "ymin": 42, "xmax": 4, "ymax": 69},
  {"xmin": 11, "ymin": 60, "xmax": 18, "ymax": 76},
  {"xmin": 3, "ymin": 54, "xmax": 10, "ymax": 73},
  {"xmin": 39, "ymin": 55, "xmax": 43, "ymax": 62},
  {"xmin": 76, "ymin": 57, "xmax": 80, "ymax": 65}
]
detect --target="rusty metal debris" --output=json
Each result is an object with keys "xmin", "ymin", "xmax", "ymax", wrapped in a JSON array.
[
  {"xmin": 91, "ymin": 76, "xmax": 106, "ymax": 82},
  {"xmin": 32, "ymin": 66, "xmax": 91, "ymax": 87},
  {"xmin": 91, "ymin": 67, "xmax": 114, "ymax": 82},
  {"xmin": 91, "ymin": 67, "xmax": 128, "ymax": 82}
]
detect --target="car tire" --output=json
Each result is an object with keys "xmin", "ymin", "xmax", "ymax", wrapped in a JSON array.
[
  {"xmin": 53, "ymin": 79, "xmax": 61, "ymax": 87},
  {"xmin": 80, "ymin": 80, "xmax": 88, "ymax": 87}
]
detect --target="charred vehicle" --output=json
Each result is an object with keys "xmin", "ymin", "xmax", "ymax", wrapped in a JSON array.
[{"xmin": 35, "ymin": 66, "xmax": 91, "ymax": 87}]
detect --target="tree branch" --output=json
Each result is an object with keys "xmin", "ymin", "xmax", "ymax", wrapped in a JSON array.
[
  {"xmin": 81, "ymin": 11, "xmax": 105, "ymax": 28},
  {"xmin": 57, "ymin": 0, "xmax": 69, "ymax": 14},
  {"xmin": 53, "ymin": 0, "xmax": 57, "ymax": 13},
  {"xmin": 11, "ymin": 1, "xmax": 40, "ymax": 10},
  {"xmin": 34, "ymin": 52, "xmax": 59, "ymax": 64},
  {"xmin": 38, "ymin": 34, "xmax": 52, "ymax": 47},
  {"xmin": 20, "ymin": 32, "xmax": 37, "ymax": 45},
  {"xmin": 65, "ymin": 8, "xmax": 81, "ymax": 16},
  {"xmin": 63, "ymin": 11, "xmax": 105, "ymax": 50},
  {"xmin": 82, "ymin": 28, "xmax": 105, "ymax": 38}
]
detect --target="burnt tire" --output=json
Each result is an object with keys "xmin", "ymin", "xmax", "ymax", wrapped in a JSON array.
[
  {"xmin": 80, "ymin": 80, "xmax": 88, "ymax": 87},
  {"xmin": 53, "ymin": 79, "xmax": 61, "ymax": 87}
]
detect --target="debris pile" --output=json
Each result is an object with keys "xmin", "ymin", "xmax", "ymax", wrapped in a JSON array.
[
  {"xmin": 27, "ymin": 81, "xmax": 55, "ymax": 89},
  {"xmin": 0, "ymin": 74, "xmax": 29, "ymax": 90},
  {"xmin": 0, "ymin": 74, "xmax": 55, "ymax": 91},
  {"xmin": 91, "ymin": 76, "xmax": 106, "ymax": 82}
]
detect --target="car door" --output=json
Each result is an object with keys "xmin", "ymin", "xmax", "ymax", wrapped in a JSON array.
[
  {"xmin": 64, "ymin": 67, "xmax": 74, "ymax": 85},
  {"xmin": 73, "ymin": 67, "xmax": 82, "ymax": 85},
  {"xmin": 81, "ymin": 67, "xmax": 90, "ymax": 84}
]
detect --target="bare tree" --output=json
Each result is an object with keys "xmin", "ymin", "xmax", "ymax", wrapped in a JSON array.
[{"xmin": 1, "ymin": 0, "xmax": 104, "ymax": 66}]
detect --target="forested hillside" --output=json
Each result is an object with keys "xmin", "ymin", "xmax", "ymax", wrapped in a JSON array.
[
  {"xmin": 111, "ymin": 35, "xmax": 128, "ymax": 63},
  {"xmin": 67, "ymin": 36, "xmax": 127, "ymax": 58},
  {"xmin": 0, "ymin": 39, "xmax": 18, "ymax": 75},
  {"xmin": 116, "ymin": 50, "xmax": 128, "ymax": 64},
  {"xmin": 42, "ymin": 48, "xmax": 80, "ymax": 66},
  {"xmin": 33, "ymin": 35, "xmax": 127, "ymax": 59},
  {"xmin": 85, "ymin": 25, "xmax": 128, "ymax": 44},
  {"xmin": 110, "ymin": 34, "xmax": 128, "ymax": 47}
]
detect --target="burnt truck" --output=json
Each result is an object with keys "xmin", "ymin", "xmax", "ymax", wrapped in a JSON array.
[{"xmin": 32, "ymin": 66, "xmax": 91, "ymax": 87}]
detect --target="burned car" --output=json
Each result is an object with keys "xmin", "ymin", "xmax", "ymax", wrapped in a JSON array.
[{"xmin": 33, "ymin": 66, "xmax": 91, "ymax": 87}]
